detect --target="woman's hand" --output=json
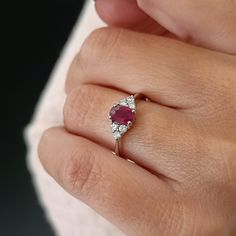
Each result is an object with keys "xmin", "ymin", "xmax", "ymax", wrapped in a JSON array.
[{"xmin": 38, "ymin": 27, "xmax": 236, "ymax": 235}]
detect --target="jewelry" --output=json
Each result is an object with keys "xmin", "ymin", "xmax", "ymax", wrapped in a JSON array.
[{"xmin": 109, "ymin": 93, "xmax": 146, "ymax": 156}]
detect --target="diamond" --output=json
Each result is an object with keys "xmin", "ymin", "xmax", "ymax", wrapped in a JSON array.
[
  {"xmin": 113, "ymin": 131, "xmax": 122, "ymax": 140},
  {"xmin": 111, "ymin": 122, "xmax": 119, "ymax": 132},
  {"xmin": 119, "ymin": 99, "xmax": 128, "ymax": 106},
  {"xmin": 127, "ymin": 96, "xmax": 134, "ymax": 101},
  {"xmin": 119, "ymin": 125, "xmax": 128, "ymax": 134},
  {"xmin": 126, "ymin": 96, "xmax": 135, "ymax": 109}
]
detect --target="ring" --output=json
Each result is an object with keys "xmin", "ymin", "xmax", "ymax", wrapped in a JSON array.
[{"xmin": 109, "ymin": 93, "xmax": 146, "ymax": 156}]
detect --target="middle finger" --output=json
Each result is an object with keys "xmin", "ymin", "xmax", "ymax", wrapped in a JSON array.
[{"xmin": 66, "ymin": 27, "xmax": 233, "ymax": 109}]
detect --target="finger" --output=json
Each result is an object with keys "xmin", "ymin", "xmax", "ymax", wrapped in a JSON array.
[
  {"xmin": 136, "ymin": 0, "xmax": 236, "ymax": 54},
  {"xmin": 95, "ymin": 0, "xmax": 167, "ymax": 35},
  {"xmin": 38, "ymin": 127, "xmax": 180, "ymax": 235},
  {"xmin": 66, "ymin": 27, "xmax": 233, "ymax": 109},
  {"xmin": 64, "ymin": 84, "xmax": 203, "ymax": 181}
]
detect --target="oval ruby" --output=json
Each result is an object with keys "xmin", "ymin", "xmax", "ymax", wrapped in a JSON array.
[{"xmin": 110, "ymin": 105, "xmax": 135, "ymax": 125}]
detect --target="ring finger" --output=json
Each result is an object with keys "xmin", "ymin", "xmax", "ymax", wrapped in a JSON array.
[{"xmin": 64, "ymin": 84, "xmax": 204, "ymax": 182}]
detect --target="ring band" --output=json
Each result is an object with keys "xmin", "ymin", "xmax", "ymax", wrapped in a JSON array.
[{"xmin": 109, "ymin": 93, "xmax": 146, "ymax": 156}]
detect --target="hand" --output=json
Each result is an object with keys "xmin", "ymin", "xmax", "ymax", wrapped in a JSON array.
[
  {"xmin": 38, "ymin": 26, "xmax": 236, "ymax": 235},
  {"xmin": 95, "ymin": 0, "xmax": 236, "ymax": 54}
]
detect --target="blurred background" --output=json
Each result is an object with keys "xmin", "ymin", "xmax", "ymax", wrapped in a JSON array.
[{"xmin": 1, "ymin": 0, "xmax": 85, "ymax": 235}]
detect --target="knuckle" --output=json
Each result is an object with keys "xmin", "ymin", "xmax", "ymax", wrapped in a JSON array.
[
  {"xmin": 66, "ymin": 27, "xmax": 126, "ymax": 92},
  {"xmin": 76, "ymin": 27, "xmax": 124, "ymax": 70},
  {"xmin": 61, "ymin": 147, "xmax": 102, "ymax": 197},
  {"xmin": 63, "ymin": 85, "xmax": 96, "ymax": 132}
]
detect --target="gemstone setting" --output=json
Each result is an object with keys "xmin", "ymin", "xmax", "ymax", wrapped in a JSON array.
[
  {"xmin": 110, "ymin": 105, "xmax": 135, "ymax": 125},
  {"xmin": 109, "ymin": 96, "xmax": 136, "ymax": 140}
]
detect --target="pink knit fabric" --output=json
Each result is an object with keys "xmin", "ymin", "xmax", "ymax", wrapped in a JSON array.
[{"xmin": 24, "ymin": 1, "xmax": 124, "ymax": 235}]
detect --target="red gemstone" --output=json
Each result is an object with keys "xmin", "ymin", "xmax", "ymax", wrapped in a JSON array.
[{"xmin": 110, "ymin": 105, "xmax": 135, "ymax": 125}]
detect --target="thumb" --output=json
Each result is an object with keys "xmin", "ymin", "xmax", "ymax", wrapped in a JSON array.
[{"xmin": 137, "ymin": 0, "xmax": 236, "ymax": 54}]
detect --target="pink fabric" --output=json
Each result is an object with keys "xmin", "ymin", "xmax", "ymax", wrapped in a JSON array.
[{"xmin": 24, "ymin": 1, "xmax": 124, "ymax": 235}]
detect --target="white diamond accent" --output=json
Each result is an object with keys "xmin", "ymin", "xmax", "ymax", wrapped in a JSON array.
[
  {"xmin": 127, "ymin": 96, "xmax": 134, "ymax": 101},
  {"xmin": 119, "ymin": 125, "xmax": 128, "ymax": 134},
  {"xmin": 111, "ymin": 122, "xmax": 119, "ymax": 132},
  {"xmin": 119, "ymin": 99, "xmax": 128, "ymax": 106},
  {"xmin": 127, "ymin": 96, "xmax": 135, "ymax": 110},
  {"xmin": 113, "ymin": 131, "xmax": 121, "ymax": 140},
  {"xmin": 111, "ymin": 124, "xmax": 128, "ymax": 139}
]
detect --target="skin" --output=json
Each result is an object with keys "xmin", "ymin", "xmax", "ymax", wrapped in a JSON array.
[
  {"xmin": 39, "ymin": 0, "xmax": 236, "ymax": 235},
  {"xmin": 95, "ymin": 0, "xmax": 236, "ymax": 53}
]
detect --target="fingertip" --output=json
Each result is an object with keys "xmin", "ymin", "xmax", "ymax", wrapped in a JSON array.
[
  {"xmin": 38, "ymin": 127, "xmax": 64, "ymax": 174},
  {"xmin": 95, "ymin": 0, "xmax": 148, "ymax": 28},
  {"xmin": 95, "ymin": 0, "xmax": 166, "ymax": 34}
]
